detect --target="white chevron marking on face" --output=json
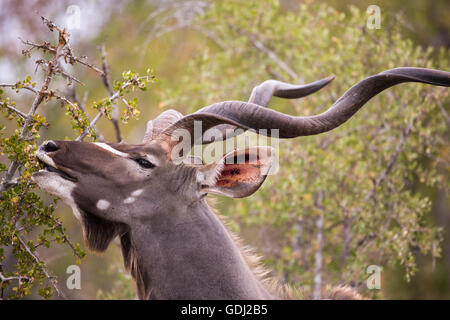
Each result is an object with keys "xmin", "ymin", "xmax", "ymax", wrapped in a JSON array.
[
  {"xmin": 94, "ymin": 143, "xmax": 129, "ymax": 157},
  {"xmin": 131, "ymin": 189, "xmax": 143, "ymax": 197},
  {"xmin": 123, "ymin": 197, "xmax": 136, "ymax": 204}
]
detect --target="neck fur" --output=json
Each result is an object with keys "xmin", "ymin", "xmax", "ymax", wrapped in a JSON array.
[{"xmin": 121, "ymin": 198, "xmax": 275, "ymax": 299}]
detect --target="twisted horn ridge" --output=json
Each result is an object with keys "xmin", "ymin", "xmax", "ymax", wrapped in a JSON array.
[
  {"xmin": 160, "ymin": 67, "xmax": 449, "ymax": 146},
  {"xmin": 200, "ymin": 76, "xmax": 335, "ymax": 143}
]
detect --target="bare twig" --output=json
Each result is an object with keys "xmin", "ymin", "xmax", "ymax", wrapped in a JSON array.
[
  {"xmin": 55, "ymin": 66, "xmax": 83, "ymax": 86},
  {"xmin": 20, "ymin": 39, "xmax": 104, "ymax": 76},
  {"xmin": 100, "ymin": 45, "xmax": 113, "ymax": 96},
  {"xmin": 74, "ymin": 57, "xmax": 105, "ymax": 75},
  {"xmin": 0, "ymin": 83, "xmax": 39, "ymax": 95},
  {"xmin": 101, "ymin": 44, "xmax": 122, "ymax": 142}
]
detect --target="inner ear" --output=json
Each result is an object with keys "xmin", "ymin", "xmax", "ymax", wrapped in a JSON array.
[
  {"xmin": 217, "ymin": 151, "xmax": 266, "ymax": 187},
  {"xmin": 201, "ymin": 146, "xmax": 274, "ymax": 198}
]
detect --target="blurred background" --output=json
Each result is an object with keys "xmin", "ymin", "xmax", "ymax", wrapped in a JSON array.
[{"xmin": 0, "ymin": 0, "xmax": 449, "ymax": 299}]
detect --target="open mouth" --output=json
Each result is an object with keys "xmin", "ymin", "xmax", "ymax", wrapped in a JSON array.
[{"xmin": 37, "ymin": 154, "xmax": 77, "ymax": 182}]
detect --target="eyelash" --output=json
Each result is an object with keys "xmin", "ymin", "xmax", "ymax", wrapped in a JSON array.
[{"xmin": 134, "ymin": 158, "xmax": 155, "ymax": 169}]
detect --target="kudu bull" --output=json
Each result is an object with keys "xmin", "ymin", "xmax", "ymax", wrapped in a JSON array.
[{"xmin": 32, "ymin": 67, "xmax": 450, "ymax": 299}]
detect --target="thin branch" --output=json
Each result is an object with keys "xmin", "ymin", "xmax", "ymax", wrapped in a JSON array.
[
  {"xmin": 3, "ymin": 104, "xmax": 27, "ymax": 118},
  {"xmin": 52, "ymin": 220, "xmax": 84, "ymax": 260},
  {"xmin": 363, "ymin": 113, "xmax": 419, "ymax": 202},
  {"xmin": 0, "ymin": 271, "xmax": 30, "ymax": 283},
  {"xmin": 55, "ymin": 66, "xmax": 83, "ymax": 86},
  {"xmin": 15, "ymin": 233, "xmax": 66, "ymax": 299},
  {"xmin": 101, "ymin": 44, "xmax": 122, "ymax": 142},
  {"xmin": 76, "ymin": 111, "xmax": 102, "ymax": 142},
  {"xmin": 76, "ymin": 77, "xmax": 148, "ymax": 141},
  {"xmin": 19, "ymin": 38, "xmax": 56, "ymax": 55},
  {"xmin": 340, "ymin": 216, "xmax": 352, "ymax": 267},
  {"xmin": 100, "ymin": 45, "xmax": 113, "ymax": 96},
  {"xmin": 54, "ymin": 52, "xmax": 105, "ymax": 142},
  {"xmin": 65, "ymin": 90, "xmax": 105, "ymax": 143},
  {"xmin": 0, "ymin": 83, "xmax": 39, "ymax": 95},
  {"xmin": 45, "ymin": 19, "xmax": 104, "ymax": 142},
  {"xmin": 190, "ymin": 26, "xmax": 227, "ymax": 49},
  {"xmin": 313, "ymin": 190, "xmax": 324, "ymax": 300},
  {"xmin": 20, "ymin": 39, "xmax": 104, "ymax": 76},
  {"xmin": 230, "ymin": 25, "xmax": 302, "ymax": 83},
  {"xmin": 27, "ymin": 203, "xmax": 85, "ymax": 260},
  {"xmin": 436, "ymin": 100, "xmax": 450, "ymax": 125},
  {"xmin": 72, "ymin": 57, "xmax": 104, "ymax": 75}
]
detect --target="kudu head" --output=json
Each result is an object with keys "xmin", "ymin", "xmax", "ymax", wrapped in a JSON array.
[
  {"xmin": 32, "ymin": 67, "xmax": 449, "ymax": 284},
  {"xmin": 32, "ymin": 128, "xmax": 276, "ymax": 251}
]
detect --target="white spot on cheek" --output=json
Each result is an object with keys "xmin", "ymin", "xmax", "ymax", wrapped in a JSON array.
[
  {"xmin": 131, "ymin": 189, "xmax": 143, "ymax": 197},
  {"xmin": 123, "ymin": 197, "xmax": 135, "ymax": 204},
  {"xmin": 97, "ymin": 199, "xmax": 111, "ymax": 210}
]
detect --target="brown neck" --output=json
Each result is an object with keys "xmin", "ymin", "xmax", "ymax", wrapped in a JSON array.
[{"xmin": 123, "ymin": 199, "xmax": 273, "ymax": 299}]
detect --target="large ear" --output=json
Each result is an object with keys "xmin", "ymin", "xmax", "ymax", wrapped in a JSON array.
[{"xmin": 199, "ymin": 146, "xmax": 275, "ymax": 198}]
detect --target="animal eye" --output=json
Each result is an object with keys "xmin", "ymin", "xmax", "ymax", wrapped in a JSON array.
[{"xmin": 135, "ymin": 158, "xmax": 155, "ymax": 169}]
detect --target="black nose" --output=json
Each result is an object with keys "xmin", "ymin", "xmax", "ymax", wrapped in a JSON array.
[{"xmin": 40, "ymin": 140, "xmax": 59, "ymax": 153}]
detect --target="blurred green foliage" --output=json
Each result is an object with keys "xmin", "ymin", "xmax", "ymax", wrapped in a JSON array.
[
  {"xmin": 0, "ymin": 0, "xmax": 449, "ymax": 299},
  {"xmin": 159, "ymin": 0, "xmax": 449, "ymax": 298}
]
